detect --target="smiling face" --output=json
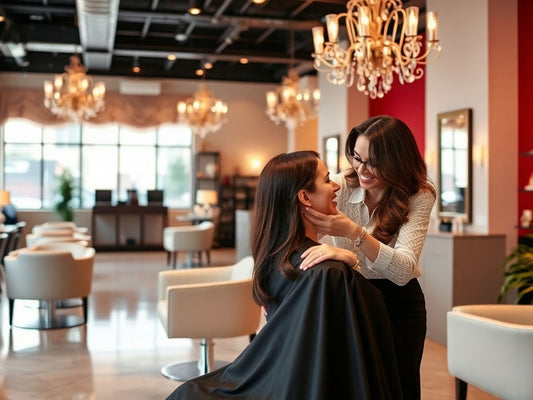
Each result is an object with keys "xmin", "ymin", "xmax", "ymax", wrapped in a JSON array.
[
  {"xmin": 303, "ymin": 160, "xmax": 340, "ymax": 215},
  {"xmin": 353, "ymin": 135, "xmax": 386, "ymax": 195}
]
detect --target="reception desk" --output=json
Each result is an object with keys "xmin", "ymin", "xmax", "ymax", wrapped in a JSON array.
[{"xmin": 92, "ymin": 205, "xmax": 168, "ymax": 250}]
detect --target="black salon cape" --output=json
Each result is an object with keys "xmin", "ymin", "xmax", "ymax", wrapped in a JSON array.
[{"xmin": 166, "ymin": 238, "xmax": 402, "ymax": 400}]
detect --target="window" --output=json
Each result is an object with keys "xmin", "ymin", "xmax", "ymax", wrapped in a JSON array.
[{"xmin": 2, "ymin": 119, "xmax": 193, "ymax": 209}]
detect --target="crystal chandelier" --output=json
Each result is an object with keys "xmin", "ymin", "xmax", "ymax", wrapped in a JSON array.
[
  {"xmin": 43, "ymin": 55, "xmax": 106, "ymax": 121},
  {"xmin": 265, "ymin": 68, "xmax": 320, "ymax": 132},
  {"xmin": 177, "ymin": 83, "xmax": 229, "ymax": 139},
  {"xmin": 312, "ymin": 0, "xmax": 441, "ymax": 99}
]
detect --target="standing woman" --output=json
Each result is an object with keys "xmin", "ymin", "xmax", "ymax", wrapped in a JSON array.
[
  {"xmin": 166, "ymin": 151, "xmax": 402, "ymax": 400},
  {"xmin": 302, "ymin": 116, "xmax": 436, "ymax": 400}
]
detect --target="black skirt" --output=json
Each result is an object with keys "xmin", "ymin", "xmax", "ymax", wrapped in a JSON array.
[{"xmin": 369, "ymin": 278, "xmax": 426, "ymax": 400}]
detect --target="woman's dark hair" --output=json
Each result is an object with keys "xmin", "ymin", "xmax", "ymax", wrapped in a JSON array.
[
  {"xmin": 344, "ymin": 115, "xmax": 435, "ymax": 244},
  {"xmin": 251, "ymin": 151, "xmax": 319, "ymax": 307}
]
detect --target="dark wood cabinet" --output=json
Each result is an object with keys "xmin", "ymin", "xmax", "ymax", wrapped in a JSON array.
[{"xmin": 92, "ymin": 204, "xmax": 167, "ymax": 250}]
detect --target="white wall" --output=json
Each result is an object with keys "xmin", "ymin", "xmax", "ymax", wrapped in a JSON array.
[{"xmin": 426, "ymin": 0, "xmax": 517, "ymax": 251}]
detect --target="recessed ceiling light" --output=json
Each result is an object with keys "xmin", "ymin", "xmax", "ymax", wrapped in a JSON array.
[
  {"xmin": 204, "ymin": 62, "xmax": 213, "ymax": 69},
  {"xmin": 167, "ymin": 55, "xmax": 176, "ymax": 61},
  {"xmin": 195, "ymin": 69, "xmax": 204, "ymax": 76},
  {"xmin": 174, "ymin": 33, "xmax": 188, "ymax": 42},
  {"xmin": 252, "ymin": 0, "xmax": 266, "ymax": 4},
  {"xmin": 133, "ymin": 66, "xmax": 140, "ymax": 73},
  {"xmin": 240, "ymin": 58, "xmax": 249, "ymax": 64}
]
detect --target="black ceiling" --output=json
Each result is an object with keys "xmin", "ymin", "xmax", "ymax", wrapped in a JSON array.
[{"xmin": 0, "ymin": 0, "xmax": 426, "ymax": 84}]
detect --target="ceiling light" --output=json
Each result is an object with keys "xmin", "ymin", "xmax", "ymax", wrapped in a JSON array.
[
  {"xmin": 177, "ymin": 83, "xmax": 229, "ymax": 139},
  {"xmin": 195, "ymin": 69, "xmax": 204, "ymax": 77},
  {"xmin": 203, "ymin": 62, "xmax": 213, "ymax": 70},
  {"xmin": 252, "ymin": 0, "xmax": 266, "ymax": 4},
  {"xmin": 188, "ymin": 0, "xmax": 202, "ymax": 15},
  {"xmin": 132, "ymin": 57, "xmax": 140, "ymax": 73},
  {"xmin": 167, "ymin": 54, "xmax": 176, "ymax": 61},
  {"xmin": 43, "ymin": 55, "xmax": 105, "ymax": 121},
  {"xmin": 266, "ymin": 68, "xmax": 320, "ymax": 133},
  {"xmin": 312, "ymin": 0, "xmax": 441, "ymax": 99},
  {"xmin": 239, "ymin": 58, "xmax": 249, "ymax": 64}
]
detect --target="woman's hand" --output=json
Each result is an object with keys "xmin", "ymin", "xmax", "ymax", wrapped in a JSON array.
[
  {"xmin": 304, "ymin": 207, "xmax": 357, "ymax": 238},
  {"xmin": 300, "ymin": 243, "xmax": 358, "ymax": 271}
]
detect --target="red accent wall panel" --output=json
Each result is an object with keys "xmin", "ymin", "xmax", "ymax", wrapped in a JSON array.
[
  {"xmin": 518, "ymin": 0, "xmax": 533, "ymax": 234},
  {"xmin": 368, "ymin": 66, "xmax": 426, "ymax": 155}
]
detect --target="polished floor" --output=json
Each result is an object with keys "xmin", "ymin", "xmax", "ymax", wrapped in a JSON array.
[{"xmin": 0, "ymin": 249, "xmax": 498, "ymax": 400}]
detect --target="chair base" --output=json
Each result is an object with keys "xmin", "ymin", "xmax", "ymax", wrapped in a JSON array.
[
  {"xmin": 161, "ymin": 360, "xmax": 229, "ymax": 382},
  {"xmin": 13, "ymin": 313, "xmax": 85, "ymax": 330},
  {"xmin": 11, "ymin": 299, "xmax": 86, "ymax": 330}
]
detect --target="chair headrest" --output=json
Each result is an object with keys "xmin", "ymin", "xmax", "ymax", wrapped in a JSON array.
[{"xmin": 230, "ymin": 256, "xmax": 254, "ymax": 280}]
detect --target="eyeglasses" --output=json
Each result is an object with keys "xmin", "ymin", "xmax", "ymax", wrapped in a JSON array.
[{"xmin": 351, "ymin": 154, "xmax": 376, "ymax": 170}]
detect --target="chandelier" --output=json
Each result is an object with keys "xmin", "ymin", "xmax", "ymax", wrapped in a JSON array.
[
  {"xmin": 43, "ymin": 55, "xmax": 106, "ymax": 121},
  {"xmin": 312, "ymin": 0, "xmax": 441, "ymax": 99},
  {"xmin": 177, "ymin": 83, "xmax": 229, "ymax": 138},
  {"xmin": 265, "ymin": 68, "xmax": 320, "ymax": 132}
]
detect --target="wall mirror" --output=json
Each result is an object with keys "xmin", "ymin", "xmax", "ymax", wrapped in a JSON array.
[
  {"xmin": 437, "ymin": 108, "xmax": 472, "ymax": 223},
  {"xmin": 323, "ymin": 135, "xmax": 340, "ymax": 173}
]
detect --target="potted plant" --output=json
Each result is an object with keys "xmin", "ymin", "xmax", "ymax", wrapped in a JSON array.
[
  {"xmin": 498, "ymin": 233, "xmax": 533, "ymax": 304},
  {"xmin": 54, "ymin": 168, "xmax": 75, "ymax": 222}
]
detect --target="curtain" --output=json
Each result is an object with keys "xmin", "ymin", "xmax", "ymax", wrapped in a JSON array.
[{"xmin": 0, "ymin": 88, "xmax": 187, "ymax": 128}]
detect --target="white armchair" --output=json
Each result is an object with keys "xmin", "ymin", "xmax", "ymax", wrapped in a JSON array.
[
  {"xmin": 157, "ymin": 256, "xmax": 261, "ymax": 381},
  {"xmin": 25, "ymin": 228, "xmax": 92, "ymax": 247},
  {"xmin": 34, "ymin": 222, "xmax": 88, "ymax": 234},
  {"xmin": 447, "ymin": 304, "xmax": 533, "ymax": 400},
  {"xmin": 4, "ymin": 244, "xmax": 95, "ymax": 329},
  {"xmin": 163, "ymin": 221, "xmax": 215, "ymax": 268}
]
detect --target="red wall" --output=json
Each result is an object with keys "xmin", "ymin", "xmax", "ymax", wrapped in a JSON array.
[
  {"xmin": 518, "ymin": 0, "xmax": 533, "ymax": 234},
  {"xmin": 367, "ymin": 66, "xmax": 426, "ymax": 155}
]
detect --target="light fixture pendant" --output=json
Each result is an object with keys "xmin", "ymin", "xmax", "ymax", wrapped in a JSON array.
[
  {"xmin": 265, "ymin": 68, "xmax": 320, "ymax": 132},
  {"xmin": 312, "ymin": 0, "xmax": 441, "ymax": 99},
  {"xmin": 177, "ymin": 82, "xmax": 229, "ymax": 139},
  {"xmin": 188, "ymin": 0, "xmax": 202, "ymax": 15},
  {"xmin": 43, "ymin": 54, "xmax": 106, "ymax": 121}
]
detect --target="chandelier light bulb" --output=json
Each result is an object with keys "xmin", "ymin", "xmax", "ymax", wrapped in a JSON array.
[{"xmin": 312, "ymin": 0, "xmax": 441, "ymax": 99}]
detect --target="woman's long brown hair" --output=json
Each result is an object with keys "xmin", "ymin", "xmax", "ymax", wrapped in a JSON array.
[
  {"xmin": 250, "ymin": 151, "xmax": 319, "ymax": 307},
  {"xmin": 344, "ymin": 116, "xmax": 435, "ymax": 244}
]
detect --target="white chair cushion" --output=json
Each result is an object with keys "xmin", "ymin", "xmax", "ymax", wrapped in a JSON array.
[{"xmin": 447, "ymin": 304, "xmax": 533, "ymax": 400}]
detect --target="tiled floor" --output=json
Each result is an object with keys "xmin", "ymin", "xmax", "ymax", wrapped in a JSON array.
[{"xmin": 0, "ymin": 249, "xmax": 498, "ymax": 400}]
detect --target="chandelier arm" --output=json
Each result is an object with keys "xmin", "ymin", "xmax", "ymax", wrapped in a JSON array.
[{"xmin": 383, "ymin": 8, "xmax": 405, "ymax": 50}]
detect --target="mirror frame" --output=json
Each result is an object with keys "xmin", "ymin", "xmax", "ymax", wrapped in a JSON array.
[
  {"xmin": 437, "ymin": 108, "xmax": 473, "ymax": 223},
  {"xmin": 323, "ymin": 135, "xmax": 341, "ymax": 173}
]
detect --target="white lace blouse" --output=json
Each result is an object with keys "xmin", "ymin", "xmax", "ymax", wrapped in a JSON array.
[{"xmin": 331, "ymin": 173, "xmax": 436, "ymax": 286}]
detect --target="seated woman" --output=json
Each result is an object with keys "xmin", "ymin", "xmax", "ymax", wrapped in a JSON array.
[{"xmin": 166, "ymin": 151, "xmax": 402, "ymax": 400}]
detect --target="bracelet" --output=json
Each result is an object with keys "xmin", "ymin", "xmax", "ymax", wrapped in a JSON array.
[{"xmin": 352, "ymin": 227, "xmax": 367, "ymax": 247}]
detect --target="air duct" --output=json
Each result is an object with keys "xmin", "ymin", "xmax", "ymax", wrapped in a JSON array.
[{"xmin": 76, "ymin": 0, "xmax": 120, "ymax": 70}]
